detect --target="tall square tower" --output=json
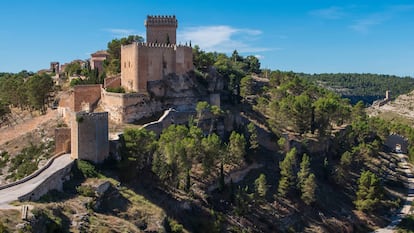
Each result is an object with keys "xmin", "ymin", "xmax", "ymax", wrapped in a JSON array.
[{"xmin": 145, "ymin": 15, "xmax": 177, "ymax": 44}]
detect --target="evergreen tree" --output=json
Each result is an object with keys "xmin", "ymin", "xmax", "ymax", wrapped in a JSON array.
[
  {"xmin": 247, "ymin": 122, "xmax": 259, "ymax": 151},
  {"xmin": 354, "ymin": 170, "xmax": 383, "ymax": 212},
  {"xmin": 301, "ymin": 173, "xmax": 317, "ymax": 205},
  {"xmin": 227, "ymin": 131, "xmax": 246, "ymax": 164},
  {"xmin": 254, "ymin": 173, "xmax": 268, "ymax": 198},
  {"xmin": 297, "ymin": 154, "xmax": 310, "ymax": 190},
  {"xmin": 278, "ymin": 148, "xmax": 297, "ymax": 197}
]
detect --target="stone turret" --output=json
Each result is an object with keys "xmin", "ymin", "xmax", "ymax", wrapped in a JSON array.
[{"xmin": 145, "ymin": 15, "xmax": 177, "ymax": 44}]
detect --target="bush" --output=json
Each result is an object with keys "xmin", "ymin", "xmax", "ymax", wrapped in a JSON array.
[
  {"xmin": 76, "ymin": 185, "xmax": 96, "ymax": 197},
  {"xmin": 76, "ymin": 160, "xmax": 98, "ymax": 178},
  {"xmin": 106, "ymin": 86, "xmax": 125, "ymax": 93}
]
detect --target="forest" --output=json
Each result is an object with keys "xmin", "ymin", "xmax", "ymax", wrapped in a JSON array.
[{"xmin": 298, "ymin": 72, "xmax": 414, "ymax": 104}]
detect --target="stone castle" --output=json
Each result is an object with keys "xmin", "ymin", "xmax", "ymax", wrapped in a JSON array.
[
  {"xmin": 56, "ymin": 15, "xmax": 210, "ymax": 163},
  {"xmin": 121, "ymin": 15, "xmax": 193, "ymax": 93}
]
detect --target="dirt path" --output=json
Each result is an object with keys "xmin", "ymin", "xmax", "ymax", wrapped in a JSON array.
[
  {"xmin": 374, "ymin": 154, "xmax": 414, "ymax": 233},
  {"xmin": 0, "ymin": 109, "xmax": 58, "ymax": 146}
]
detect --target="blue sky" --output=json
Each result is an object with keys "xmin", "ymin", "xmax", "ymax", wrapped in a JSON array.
[{"xmin": 1, "ymin": 0, "xmax": 413, "ymax": 76}]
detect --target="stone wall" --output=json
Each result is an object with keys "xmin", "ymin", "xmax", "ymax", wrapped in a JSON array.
[
  {"xmin": 71, "ymin": 112, "xmax": 109, "ymax": 163},
  {"xmin": 104, "ymin": 75, "xmax": 121, "ymax": 89},
  {"xmin": 72, "ymin": 84, "xmax": 102, "ymax": 112},
  {"xmin": 101, "ymin": 88, "xmax": 163, "ymax": 123},
  {"xmin": 142, "ymin": 108, "xmax": 196, "ymax": 135},
  {"xmin": 121, "ymin": 43, "xmax": 193, "ymax": 93},
  {"xmin": 18, "ymin": 159, "xmax": 73, "ymax": 202},
  {"xmin": 54, "ymin": 127, "xmax": 71, "ymax": 154}
]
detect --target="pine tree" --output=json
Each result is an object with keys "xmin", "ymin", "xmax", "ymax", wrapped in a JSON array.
[
  {"xmin": 354, "ymin": 170, "xmax": 382, "ymax": 212},
  {"xmin": 301, "ymin": 173, "xmax": 317, "ymax": 205},
  {"xmin": 297, "ymin": 154, "xmax": 310, "ymax": 190},
  {"xmin": 278, "ymin": 148, "xmax": 297, "ymax": 197},
  {"xmin": 247, "ymin": 122, "xmax": 259, "ymax": 151},
  {"xmin": 254, "ymin": 173, "xmax": 268, "ymax": 198}
]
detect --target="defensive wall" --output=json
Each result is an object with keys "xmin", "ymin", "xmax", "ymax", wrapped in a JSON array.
[
  {"xmin": 141, "ymin": 108, "xmax": 196, "ymax": 135},
  {"xmin": 54, "ymin": 127, "xmax": 71, "ymax": 154},
  {"xmin": 121, "ymin": 42, "xmax": 193, "ymax": 92},
  {"xmin": 0, "ymin": 153, "xmax": 73, "ymax": 205},
  {"xmin": 18, "ymin": 155, "xmax": 73, "ymax": 202},
  {"xmin": 101, "ymin": 88, "xmax": 162, "ymax": 123},
  {"xmin": 72, "ymin": 84, "xmax": 102, "ymax": 112},
  {"xmin": 71, "ymin": 111, "xmax": 109, "ymax": 163},
  {"xmin": 104, "ymin": 75, "xmax": 121, "ymax": 89}
]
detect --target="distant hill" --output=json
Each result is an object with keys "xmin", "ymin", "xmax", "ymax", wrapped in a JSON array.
[
  {"xmin": 297, "ymin": 73, "xmax": 414, "ymax": 104},
  {"xmin": 368, "ymin": 89, "xmax": 414, "ymax": 126}
]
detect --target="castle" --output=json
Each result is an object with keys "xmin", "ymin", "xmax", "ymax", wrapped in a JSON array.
[
  {"xmin": 55, "ymin": 15, "xmax": 201, "ymax": 163},
  {"xmin": 121, "ymin": 15, "xmax": 193, "ymax": 93}
]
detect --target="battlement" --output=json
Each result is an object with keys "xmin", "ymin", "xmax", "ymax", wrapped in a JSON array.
[
  {"xmin": 122, "ymin": 42, "xmax": 191, "ymax": 50},
  {"xmin": 145, "ymin": 15, "xmax": 177, "ymax": 27},
  {"xmin": 76, "ymin": 111, "xmax": 108, "ymax": 121}
]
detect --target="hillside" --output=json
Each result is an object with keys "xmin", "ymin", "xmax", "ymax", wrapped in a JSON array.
[
  {"xmin": 368, "ymin": 89, "xmax": 414, "ymax": 127},
  {"xmin": 298, "ymin": 73, "xmax": 414, "ymax": 104}
]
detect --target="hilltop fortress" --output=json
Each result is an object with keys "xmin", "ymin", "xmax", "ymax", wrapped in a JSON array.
[
  {"xmin": 56, "ymin": 15, "xmax": 221, "ymax": 163},
  {"xmin": 121, "ymin": 15, "xmax": 193, "ymax": 93}
]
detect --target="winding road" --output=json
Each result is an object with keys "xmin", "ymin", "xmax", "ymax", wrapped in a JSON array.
[
  {"xmin": 375, "ymin": 153, "xmax": 414, "ymax": 232},
  {"xmin": 0, "ymin": 154, "xmax": 72, "ymax": 209}
]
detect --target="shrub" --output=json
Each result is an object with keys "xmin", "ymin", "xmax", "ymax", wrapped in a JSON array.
[{"xmin": 76, "ymin": 160, "xmax": 98, "ymax": 178}]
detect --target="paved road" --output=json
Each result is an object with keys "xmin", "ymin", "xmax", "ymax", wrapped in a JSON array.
[
  {"xmin": 375, "ymin": 153, "xmax": 414, "ymax": 233},
  {"xmin": 0, "ymin": 154, "xmax": 72, "ymax": 208}
]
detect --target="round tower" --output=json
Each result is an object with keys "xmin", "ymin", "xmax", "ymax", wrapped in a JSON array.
[{"xmin": 145, "ymin": 15, "xmax": 177, "ymax": 44}]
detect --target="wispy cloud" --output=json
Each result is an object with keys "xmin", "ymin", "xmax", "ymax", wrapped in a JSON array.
[
  {"xmin": 349, "ymin": 4, "xmax": 414, "ymax": 33},
  {"xmin": 179, "ymin": 25, "xmax": 273, "ymax": 53},
  {"xmin": 310, "ymin": 6, "xmax": 346, "ymax": 20},
  {"xmin": 103, "ymin": 28, "xmax": 139, "ymax": 38},
  {"xmin": 349, "ymin": 14, "xmax": 388, "ymax": 32}
]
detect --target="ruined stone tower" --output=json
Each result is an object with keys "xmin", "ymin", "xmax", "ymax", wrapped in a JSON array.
[
  {"xmin": 121, "ymin": 15, "xmax": 193, "ymax": 93},
  {"xmin": 145, "ymin": 15, "xmax": 177, "ymax": 44}
]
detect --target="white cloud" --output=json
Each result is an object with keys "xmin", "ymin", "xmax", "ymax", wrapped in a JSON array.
[
  {"xmin": 310, "ymin": 6, "xmax": 346, "ymax": 19},
  {"xmin": 349, "ymin": 14, "xmax": 387, "ymax": 32},
  {"xmin": 179, "ymin": 25, "xmax": 271, "ymax": 53},
  {"xmin": 349, "ymin": 4, "xmax": 414, "ymax": 33}
]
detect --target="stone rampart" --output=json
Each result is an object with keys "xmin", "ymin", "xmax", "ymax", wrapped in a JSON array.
[
  {"xmin": 18, "ymin": 155, "xmax": 73, "ymax": 202},
  {"xmin": 71, "ymin": 112, "xmax": 109, "ymax": 163},
  {"xmin": 104, "ymin": 75, "xmax": 121, "ymax": 89},
  {"xmin": 72, "ymin": 84, "xmax": 102, "ymax": 112},
  {"xmin": 54, "ymin": 127, "xmax": 71, "ymax": 154},
  {"xmin": 101, "ymin": 88, "xmax": 163, "ymax": 123},
  {"xmin": 141, "ymin": 108, "xmax": 195, "ymax": 135}
]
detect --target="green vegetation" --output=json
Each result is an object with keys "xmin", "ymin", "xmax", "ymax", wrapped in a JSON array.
[
  {"xmin": 106, "ymin": 86, "xmax": 126, "ymax": 93},
  {"xmin": 76, "ymin": 159, "xmax": 99, "ymax": 178},
  {"xmin": 0, "ymin": 72, "xmax": 53, "ymax": 114},
  {"xmin": 354, "ymin": 170, "xmax": 383, "ymax": 212},
  {"xmin": 278, "ymin": 148, "xmax": 297, "ymax": 197},
  {"xmin": 6, "ymin": 142, "xmax": 54, "ymax": 181},
  {"xmin": 254, "ymin": 173, "xmax": 268, "ymax": 198},
  {"xmin": 298, "ymin": 73, "xmax": 414, "ymax": 104},
  {"xmin": 397, "ymin": 215, "xmax": 414, "ymax": 233}
]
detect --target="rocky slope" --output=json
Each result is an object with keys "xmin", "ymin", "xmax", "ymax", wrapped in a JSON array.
[{"xmin": 368, "ymin": 90, "xmax": 414, "ymax": 126}]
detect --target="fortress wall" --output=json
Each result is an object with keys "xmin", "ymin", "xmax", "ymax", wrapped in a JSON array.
[
  {"xmin": 121, "ymin": 43, "xmax": 139, "ymax": 92},
  {"xmin": 71, "ymin": 112, "xmax": 109, "ymax": 163},
  {"xmin": 18, "ymin": 160, "xmax": 73, "ymax": 202},
  {"xmin": 54, "ymin": 128, "xmax": 71, "ymax": 154},
  {"xmin": 104, "ymin": 75, "xmax": 121, "ymax": 89},
  {"xmin": 101, "ymin": 89, "xmax": 154, "ymax": 123},
  {"xmin": 73, "ymin": 84, "xmax": 102, "ymax": 112},
  {"xmin": 175, "ymin": 46, "xmax": 193, "ymax": 75}
]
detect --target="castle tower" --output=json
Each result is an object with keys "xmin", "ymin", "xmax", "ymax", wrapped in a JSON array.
[{"xmin": 145, "ymin": 15, "xmax": 177, "ymax": 44}]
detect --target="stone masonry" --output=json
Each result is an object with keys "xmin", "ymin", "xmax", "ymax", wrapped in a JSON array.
[{"xmin": 71, "ymin": 111, "xmax": 109, "ymax": 163}]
